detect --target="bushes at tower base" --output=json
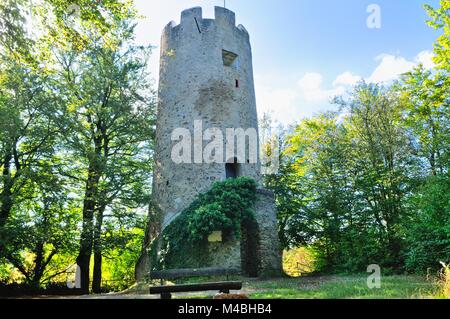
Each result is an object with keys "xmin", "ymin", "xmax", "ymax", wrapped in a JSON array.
[
  {"xmin": 187, "ymin": 204, "xmax": 234, "ymax": 242},
  {"xmin": 151, "ymin": 177, "xmax": 257, "ymax": 270},
  {"xmin": 187, "ymin": 178, "xmax": 257, "ymax": 241}
]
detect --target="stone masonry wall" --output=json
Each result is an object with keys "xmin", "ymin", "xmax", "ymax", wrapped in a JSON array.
[
  {"xmin": 254, "ymin": 189, "xmax": 283, "ymax": 277},
  {"xmin": 154, "ymin": 6, "xmax": 261, "ymax": 230}
]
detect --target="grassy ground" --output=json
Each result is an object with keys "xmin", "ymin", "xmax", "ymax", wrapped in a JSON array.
[
  {"xmin": 23, "ymin": 274, "xmax": 444, "ymax": 299},
  {"xmin": 242, "ymin": 275, "xmax": 442, "ymax": 299}
]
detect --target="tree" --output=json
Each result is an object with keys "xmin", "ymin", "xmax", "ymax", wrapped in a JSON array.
[
  {"xmin": 1, "ymin": 0, "xmax": 155, "ymax": 293},
  {"xmin": 100, "ymin": 213, "xmax": 146, "ymax": 291},
  {"xmin": 274, "ymin": 83, "xmax": 417, "ymax": 272},
  {"xmin": 399, "ymin": 67, "xmax": 448, "ymax": 176},
  {"xmin": 397, "ymin": 0, "xmax": 450, "ymax": 272},
  {"xmin": 338, "ymin": 83, "xmax": 415, "ymax": 268},
  {"xmin": 1, "ymin": 176, "xmax": 79, "ymax": 287},
  {"xmin": 0, "ymin": 0, "xmax": 33, "ymax": 63},
  {"xmin": 283, "ymin": 113, "xmax": 355, "ymax": 270},
  {"xmin": 260, "ymin": 114, "xmax": 306, "ymax": 249},
  {"xmin": 425, "ymin": 0, "xmax": 450, "ymax": 72},
  {"xmin": 0, "ymin": 59, "xmax": 58, "ymax": 236},
  {"xmin": 404, "ymin": 176, "xmax": 450, "ymax": 272},
  {"xmin": 53, "ymin": 21, "xmax": 155, "ymax": 293}
]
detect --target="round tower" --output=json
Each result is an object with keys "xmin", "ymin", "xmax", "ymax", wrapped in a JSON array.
[
  {"xmin": 136, "ymin": 7, "xmax": 281, "ymax": 280},
  {"xmin": 154, "ymin": 6, "xmax": 261, "ymax": 229}
]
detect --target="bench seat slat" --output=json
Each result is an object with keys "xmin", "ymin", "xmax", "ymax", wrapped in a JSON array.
[{"xmin": 149, "ymin": 281, "xmax": 242, "ymax": 294}]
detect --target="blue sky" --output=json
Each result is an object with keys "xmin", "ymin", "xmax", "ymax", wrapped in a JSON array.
[{"xmin": 134, "ymin": 0, "xmax": 441, "ymax": 125}]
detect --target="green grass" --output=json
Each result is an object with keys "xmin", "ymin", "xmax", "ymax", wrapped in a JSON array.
[
  {"xmin": 135, "ymin": 274, "xmax": 444, "ymax": 299},
  {"xmin": 245, "ymin": 275, "xmax": 442, "ymax": 299}
]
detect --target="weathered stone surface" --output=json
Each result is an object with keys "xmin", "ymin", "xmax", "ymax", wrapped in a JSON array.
[
  {"xmin": 254, "ymin": 190, "xmax": 283, "ymax": 277},
  {"xmin": 136, "ymin": 7, "xmax": 282, "ymax": 281}
]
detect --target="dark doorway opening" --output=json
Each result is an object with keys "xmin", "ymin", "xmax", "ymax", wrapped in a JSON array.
[
  {"xmin": 241, "ymin": 218, "xmax": 260, "ymax": 278},
  {"xmin": 225, "ymin": 158, "xmax": 240, "ymax": 179}
]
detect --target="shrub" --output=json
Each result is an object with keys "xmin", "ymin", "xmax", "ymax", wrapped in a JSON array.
[
  {"xmin": 152, "ymin": 177, "xmax": 258, "ymax": 270},
  {"xmin": 405, "ymin": 176, "xmax": 450, "ymax": 273}
]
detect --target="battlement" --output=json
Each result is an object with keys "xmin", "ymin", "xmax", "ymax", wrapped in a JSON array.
[
  {"xmin": 162, "ymin": 6, "xmax": 249, "ymax": 39},
  {"xmin": 214, "ymin": 6, "xmax": 236, "ymax": 26},
  {"xmin": 181, "ymin": 6, "xmax": 203, "ymax": 25}
]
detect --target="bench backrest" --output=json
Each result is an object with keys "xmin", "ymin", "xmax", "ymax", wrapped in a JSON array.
[{"xmin": 150, "ymin": 267, "xmax": 241, "ymax": 280}]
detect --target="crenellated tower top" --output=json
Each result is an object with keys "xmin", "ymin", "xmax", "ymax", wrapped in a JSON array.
[{"xmin": 162, "ymin": 6, "xmax": 249, "ymax": 42}]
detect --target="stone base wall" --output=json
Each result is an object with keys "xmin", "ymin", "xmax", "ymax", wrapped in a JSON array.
[
  {"xmin": 253, "ymin": 189, "xmax": 283, "ymax": 277},
  {"xmin": 135, "ymin": 188, "xmax": 282, "ymax": 281},
  {"xmin": 208, "ymin": 239, "xmax": 242, "ymax": 270}
]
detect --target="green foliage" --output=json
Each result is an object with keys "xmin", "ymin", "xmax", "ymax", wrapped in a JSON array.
[
  {"xmin": 397, "ymin": 1, "xmax": 450, "ymax": 272},
  {"xmin": 153, "ymin": 177, "xmax": 257, "ymax": 270},
  {"xmin": 0, "ymin": 0, "xmax": 32, "ymax": 62},
  {"xmin": 264, "ymin": 0, "xmax": 450, "ymax": 274},
  {"xmin": 1, "ymin": 0, "xmax": 449, "ymax": 295},
  {"xmin": 267, "ymin": 80, "xmax": 448, "ymax": 274},
  {"xmin": 187, "ymin": 204, "xmax": 234, "ymax": 242},
  {"xmin": 425, "ymin": 0, "xmax": 450, "ymax": 71},
  {"xmin": 283, "ymin": 247, "xmax": 315, "ymax": 277},
  {"xmin": 399, "ymin": 66, "xmax": 448, "ymax": 176},
  {"xmin": 405, "ymin": 176, "xmax": 450, "ymax": 273},
  {"xmin": 0, "ymin": 0, "xmax": 153, "ymax": 293},
  {"xmin": 101, "ymin": 226, "xmax": 145, "ymax": 291},
  {"xmin": 187, "ymin": 178, "xmax": 257, "ymax": 241}
]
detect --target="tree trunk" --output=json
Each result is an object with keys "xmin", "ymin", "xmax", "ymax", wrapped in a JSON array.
[
  {"xmin": 92, "ymin": 247, "xmax": 102, "ymax": 293},
  {"xmin": 76, "ymin": 165, "xmax": 101, "ymax": 294},
  {"xmin": 30, "ymin": 242, "xmax": 45, "ymax": 289},
  {"xmin": 0, "ymin": 153, "xmax": 13, "ymax": 229},
  {"xmin": 92, "ymin": 205, "xmax": 106, "ymax": 294}
]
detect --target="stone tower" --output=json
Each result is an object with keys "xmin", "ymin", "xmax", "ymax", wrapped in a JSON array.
[{"xmin": 136, "ymin": 6, "xmax": 282, "ymax": 280}]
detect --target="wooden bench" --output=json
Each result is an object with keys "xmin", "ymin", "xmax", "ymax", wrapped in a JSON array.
[{"xmin": 149, "ymin": 268, "xmax": 242, "ymax": 299}]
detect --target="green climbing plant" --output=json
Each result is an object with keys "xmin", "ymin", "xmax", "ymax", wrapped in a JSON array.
[{"xmin": 153, "ymin": 177, "xmax": 258, "ymax": 270}]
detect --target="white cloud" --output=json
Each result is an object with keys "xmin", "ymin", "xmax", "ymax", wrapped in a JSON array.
[
  {"xmin": 367, "ymin": 54, "xmax": 415, "ymax": 83},
  {"xmin": 333, "ymin": 71, "xmax": 362, "ymax": 86},
  {"xmin": 254, "ymin": 72, "xmax": 299, "ymax": 124},
  {"xmin": 415, "ymin": 50, "xmax": 435, "ymax": 69},
  {"xmin": 298, "ymin": 72, "xmax": 323, "ymax": 91},
  {"xmin": 366, "ymin": 51, "xmax": 435, "ymax": 83},
  {"xmin": 255, "ymin": 49, "xmax": 435, "ymax": 125},
  {"xmin": 257, "ymin": 87, "xmax": 297, "ymax": 114},
  {"xmin": 255, "ymin": 72, "xmax": 343, "ymax": 124},
  {"xmin": 297, "ymin": 72, "xmax": 345, "ymax": 102},
  {"xmin": 257, "ymin": 49, "xmax": 437, "ymax": 125},
  {"xmin": 298, "ymin": 73, "xmax": 327, "ymax": 102}
]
